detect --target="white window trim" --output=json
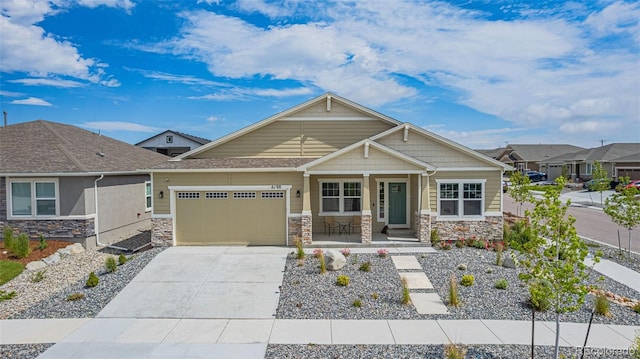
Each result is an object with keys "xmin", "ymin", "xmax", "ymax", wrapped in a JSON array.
[
  {"xmin": 7, "ymin": 178, "xmax": 60, "ymax": 219},
  {"xmin": 585, "ymin": 163, "xmax": 593, "ymax": 176},
  {"xmin": 318, "ymin": 179, "xmax": 363, "ymax": 216},
  {"xmin": 145, "ymin": 181, "xmax": 152, "ymax": 212},
  {"xmin": 435, "ymin": 179, "xmax": 486, "ymax": 220}
]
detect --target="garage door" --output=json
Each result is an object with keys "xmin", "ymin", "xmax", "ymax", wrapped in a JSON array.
[
  {"xmin": 175, "ymin": 190, "xmax": 287, "ymax": 246},
  {"xmin": 617, "ymin": 168, "xmax": 640, "ymax": 180}
]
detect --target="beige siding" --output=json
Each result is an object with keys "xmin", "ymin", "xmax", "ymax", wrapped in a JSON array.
[
  {"xmin": 194, "ymin": 119, "xmax": 394, "ymax": 158},
  {"xmin": 377, "ymin": 130, "xmax": 489, "ymax": 167},
  {"xmin": 294, "ymin": 100, "xmax": 369, "ymax": 118},
  {"xmin": 310, "ymin": 147, "xmax": 424, "ymax": 172},
  {"xmin": 153, "ymin": 172, "xmax": 302, "ymax": 214},
  {"xmin": 427, "ymin": 171, "xmax": 502, "ymax": 213}
]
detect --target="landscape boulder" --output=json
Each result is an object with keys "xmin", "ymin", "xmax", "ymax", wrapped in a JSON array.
[
  {"xmin": 26, "ymin": 261, "xmax": 47, "ymax": 271},
  {"xmin": 324, "ymin": 249, "xmax": 346, "ymax": 271},
  {"xmin": 502, "ymin": 254, "xmax": 517, "ymax": 269}
]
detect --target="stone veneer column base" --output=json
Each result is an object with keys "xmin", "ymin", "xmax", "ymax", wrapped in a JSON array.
[
  {"xmin": 301, "ymin": 214, "xmax": 312, "ymax": 245},
  {"xmin": 360, "ymin": 214, "xmax": 372, "ymax": 244},
  {"xmin": 151, "ymin": 218, "xmax": 173, "ymax": 247},
  {"xmin": 430, "ymin": 216, "xmax": 504, "ymax": 242},
  {"xmin": 416, "ymin": 213, "xmax": 431, "ymax": 243}
]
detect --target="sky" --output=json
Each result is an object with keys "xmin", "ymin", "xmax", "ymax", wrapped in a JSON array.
[{"xmin": 1, "ymin": 0, "xmax": 639, "ymax": 150}]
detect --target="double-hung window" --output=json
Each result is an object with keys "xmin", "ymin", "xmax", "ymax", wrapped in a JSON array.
[
  {"xmin": 145, "ymin": 181, "xmax": 152, "ymax": 212},
  {"xmin": 9, "ymin": 179, "xmax": 58, "ymax": 217},
  {"xmin": 437, "ymin": 180, "xmax": 484, "ymax": 218},
  {"xmin": 320, "ymin": 181, "xmax": 361, "ymax": 214}
]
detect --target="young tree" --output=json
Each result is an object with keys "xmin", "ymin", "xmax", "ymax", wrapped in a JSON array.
[
  {"xmin": 518, "ymin": 177, "xmax": 598, "ymax": 359},
  {"xmin": 589, "ymin": 161, "xmax": 610, "ymax": 205},
  {"xmin": 509, "ymin": 171, "xmax": 532, "ymax": 217},
  {"xmin": 604, "ymin": 179, "xmax": 640, "ymax": 256}
]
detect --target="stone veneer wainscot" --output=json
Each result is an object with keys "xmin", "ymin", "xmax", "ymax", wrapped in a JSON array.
[
  {"xmin": 431, "ymin": 216, "xmax": 504, "ymax": 242},
  {"xmin": 151, "ymin": 218, "xmax": 173, "ymax": 247}
]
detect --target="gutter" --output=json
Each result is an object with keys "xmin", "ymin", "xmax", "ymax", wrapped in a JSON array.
[{"xmin": 94, "ymin": 174, "xmax": 128, "ymax": 251}]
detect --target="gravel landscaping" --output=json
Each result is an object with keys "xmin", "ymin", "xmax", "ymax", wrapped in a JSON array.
[{"xmin": 584, "ymin": 237, "xmax": 640, "ymax": 273}]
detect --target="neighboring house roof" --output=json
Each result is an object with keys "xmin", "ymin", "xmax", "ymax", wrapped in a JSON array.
[
  {"xmin": 497, "ymin": 144, "xmax": 585, "ymax": 163},
  {"xmin": 474, "ymin": 148, "xmax": 504, "ymax": 159},
  {"xmin": 135, "ymin": 130, "xmax": 210, "ymax": 146},
  {"xmin": 0, "ymin": 120, "xmax": 168, "ymax": 175},
  {"xmin": 543, "ymin": 143, "xmax": 640, "ymax": 164}
]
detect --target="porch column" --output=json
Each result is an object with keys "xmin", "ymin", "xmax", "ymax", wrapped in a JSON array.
[
  {"xmin": 301, "ymin": 173, "xmax": 312, "ymax": 245},
  {"xmin": 417, "ymin": 173, "xmax": 431, "ymax": 243},
  {"xmin": 361, "ymin": 173, "xmax": 372, "ymax": 244}
]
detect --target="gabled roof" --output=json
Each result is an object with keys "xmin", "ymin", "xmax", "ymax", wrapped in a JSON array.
[
  {"xmin": 500, "ymin": 144, "xmax": 585, "ymax": 162},
  {"xmin": 173, "ymin": 93, "xmax": 402, "ymax": 160},
  {"xmin": 542, "ymin": 143, "xmax": 640, "ymax": 163},
  {"xmin": 135, "ymin": 130, "xmax": 210, "ymax": 146},
  {"xmin": 370, "ymin": 124, "xmax": 513, "ymax": 170},
  {"xmin": 297, "ymin": 139, "xmax": 436, "ymax": 172},
  {"xmin": 474, "ymin": 148, "xmax": 504, "ymax": 159},
  {"xmin": 0, "ymin": 120, "xmax": 168, "ymax": 175}
]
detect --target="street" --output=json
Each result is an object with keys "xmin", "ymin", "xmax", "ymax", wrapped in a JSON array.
[{"xmin": 503, "ymin": 192, "xmax": 640, "ymax": 254}]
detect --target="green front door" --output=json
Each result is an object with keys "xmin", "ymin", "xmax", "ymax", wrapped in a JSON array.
[{"xmin": 388, "ymin": 182, "xmax": 406, "ymax": 225}]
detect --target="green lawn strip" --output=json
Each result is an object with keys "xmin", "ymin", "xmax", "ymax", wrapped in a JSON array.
[{"xmin": 0, "ymin": 260, "xmax": 25, "ymax": 285}]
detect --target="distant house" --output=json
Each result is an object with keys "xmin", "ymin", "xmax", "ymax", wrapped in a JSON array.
[
  {"xmin": 0, "ymin": 120, "xmax": 168, "ymax": 248},
  {"xmin": 136, "ymin": 130, "xmax": 210, "ymax": 157},
  {"xmin": 480, "ymin": 144, "xmax": 585, "ymax": 174},
  {"xmin": 539, "ymin": 143, "xmax": 640, "ymax": 181}
]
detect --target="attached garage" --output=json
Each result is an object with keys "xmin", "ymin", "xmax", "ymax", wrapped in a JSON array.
[
  {"xmin": 172, "ymin": 186, "xmax": 289, "ymax": 246},
  {"xmin": 616, "ymin": 167, "xmax": 640, "ymax": 180}
]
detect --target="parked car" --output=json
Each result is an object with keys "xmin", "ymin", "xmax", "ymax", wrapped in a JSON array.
[
  {"xmin": 583, "ymin": 179, "xmax": 616, "ymax": 191},
  {"xmin": 524, "ymin": 171, "xmax": 547, "ymax": 182},
  {"xmin": 503, "ymin": 180, "xmax": 511, "ymax": 193},
  {"xmin": 624, "ymin": 180, "xmax": 640, "ymax": 190}
]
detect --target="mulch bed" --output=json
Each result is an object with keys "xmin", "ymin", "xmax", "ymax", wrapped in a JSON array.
[{"xmin": 0, "ymin": 240, "xmax": 74, "ymax": 265}]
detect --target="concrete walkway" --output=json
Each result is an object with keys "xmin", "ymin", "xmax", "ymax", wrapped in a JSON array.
[
  {"xmin": 586, "ymin": 257, "xmax": 640, "ymax": 292},
  {"xmin": 0, "ymin": 246, "xmax": 638, "ymax": 359}
]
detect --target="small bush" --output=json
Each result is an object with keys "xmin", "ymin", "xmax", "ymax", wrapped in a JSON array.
[
  {"xmin": 336, "ymin": 275, "xmax": 350, "ymax": 286},
  {"xmin": 444, "ymin": 343, "xmax": 467, "ymax": 359},
  {"xmin": 457, "ymin": 263, "xmax": 467, "ymax": 271},
  {"xmin": 460, "ymin": 274, "xmax": 475, "ymax": 286},
  {"xmin": 352, "ymin": 299, "xmax": 362, "ymax": 307},
  {"xmin": 472, "ymin": 240, "xmax": 485, "ymax": 249},
  {"xmin": 633, "ymin": 302, "xmax": 640, "ymax": 314},
  {"xmin": 495, "ymin": 242, "xmax": 504, "ymax": 266},
  {"xmin": 371, "ymin": 292, "xmax": 379, "ymax": 300},
  {"xmin": 3, "ymin": 226, "xmax": 15, "ymax": 250},
  {"xmin": 294, "ymin": 237, "xmax": 305, "ymax": 260},
  {"xmin": 86, "ymin": 272, "xmax": 99, "ymax": 288},
  {"xmin": 340, "ymin": 248, "xmax": 350, "ymax": 257},
  {"xmin": 448, "ymin": 274, "xmax": 460, "ymax": 307},
  {"xmin": 351, "ymin": 253, "xmax": 358, "ymax": 264},
  {"xmin": 67, "ymin": 293, "xmax": 85, "ymax": 301},
  {"xmin": 12, "ymin": 233, "xmax": 32, "ymax": 259},
  {"xmin": 105, "ymin": 257, "xmax": 117, "ymax": 273},
  {"xmin": 455, "ymin": 240, "xmax": 464, "ymax": 248},
  {"xmin": 38, "ymin": 234, "xmax": 48, "ymax": 250},
  {"xmin": 118, "ymin": 254, "xmax": 128, "ymax": 265},
  {"xmin": 495, "ymin": 278, "xmax": 508, "ymax": 290},
  {"xmin": 313, "ymin": 248, "xmax": 323, "ymax": 258},
  {"xmin": 0, "ymin": 290, "xmax": 17, "ymax": 302},
  {"xmin": 318, "ymin": 251, "xmax": 326, "ymax": 274},
  {"xmin": 377, "ymin": 248, "xmax": 389, "ymax": 258},
  {"xmin": 485, "ymin": 267, "xmax": 494, "ymax": 274},
  {"xmin": 32, "ymin": 270, "xmax": 46, "ymax": 283},
  {"xmin": 359, "ymin": 261, "xmax": 371, "ymax": 272},
  {"xmin": 594, "ymin": 293, "xmax": 610, "ymax": 317},
  {"xmin": 430, "ymin": 228, "xmax": 440, "ymax": 246},
  {"xmin": 440, "ymin": 241, "xmax": 452, "ymax": 250},
  {"xmin": 529, "ymin": 279, "xmax": 552, "ymax": 312},
  {"xmin": 401, "ymin": 277, "xmax": 411, "ymax": 305}
]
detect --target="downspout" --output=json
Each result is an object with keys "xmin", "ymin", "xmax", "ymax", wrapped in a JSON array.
[{"xmin": 94, "ymin": 175, "xmax": 127, "ymax": 251}]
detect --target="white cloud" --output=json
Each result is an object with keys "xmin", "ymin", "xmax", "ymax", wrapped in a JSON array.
[
  {"xmin": 76, "ymin": 0, "xmax": 135, "ymax": 12},
  {"xmin": 80, "ymin": 121, "xmax": 159, "ymax": 132},
  {"xmin": 0, "ymin": 90, "xmax": 24, "ymax": 97},
  {"xmin": 10, "ymin": 96, "xmax": 52, "ymax": 106},
  {"xmin": 206, "ymin": 115, "xmax": 219, "ymax": 122},
  {"xmin": 128, "ymin": 68, "xmax": 227, "ymax": 87},
  {"xmin": 9, "ymin": 77, "xmax": 85, "ymax": 87},
  {"xmin": 100, "ymin": 78, "xmax": 121, "ymax": 87},
  {"xmin": 189, "ymin": 86, "xmax": 312, "ymax": 101}
]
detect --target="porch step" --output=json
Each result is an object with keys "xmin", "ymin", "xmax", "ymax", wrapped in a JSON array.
[{"xmin": 386, "ymin": 229, "xmax": 416, "ymax": 238}]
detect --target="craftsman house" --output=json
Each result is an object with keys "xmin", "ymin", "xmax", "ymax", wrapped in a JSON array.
[{"xmin": 147, "ymin": 94, "xmax": 511, "ymax": 246}]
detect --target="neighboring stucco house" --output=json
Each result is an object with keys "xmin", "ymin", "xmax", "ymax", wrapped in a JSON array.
[
  {"xmin": 147, "ymin": 94, "xmax": 511, "ymax": 247},
  {"xmin": 136, "ymin": 130, "xmax": 210, "ymax": 157},
  {"xmin": 538, "ymin": 143, "xmax": 640, "ymax": 181},
  {"xmin": 488, "ymin": 144, "xmax": 584, "ymax": 173},
  {"xmin": 0, "ymin": 120, "xmax": 168, "ymax": 248}
]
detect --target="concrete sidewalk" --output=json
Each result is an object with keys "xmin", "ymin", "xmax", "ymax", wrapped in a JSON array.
[
  {"xmin": 586, "ymin": 257, "xmax": 640, "ymax": 292},
  {"xmin": 2, "ymin": 318, "xmax": 638, "ymax": 358}
]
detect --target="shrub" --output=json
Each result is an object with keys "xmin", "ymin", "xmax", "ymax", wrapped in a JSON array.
[
  {"xmin": 460, "ymin": 274, "xmax": 475, "ymax": 286},
  {"xmin": 634, "ymin": 302, "xmax": 640, "ymax": 314},
  {"xmin": 377, "ymin": 248, "xmax": 389, "ymax": 258},
  {"xmin": 401, "ymin": 277, "xmax": 411, "ymax": 305},
  {"xmin": 32, "ymin": 270, "xmax": 46, "ymax": 283},
  {"xmin": 465, "ymin": 236, "xmax": 476, "ymax": 246},
  {"xmin": 67, "ymin": 293, "xmax": 85, "ymax": 301},
  {"xmin": 594, "ymin": 293, "xmax": 610, "ymax": 317},
  {"xmin": 352, "ymin": 299, "xmax": 362, "ymax": 307},
  {"xmin": 472, "ymin": 240, "xmax": 485, "ymax": 249},
  {"xmin": 359, "ymin": 261, "xmax": 371, "ymax": 272},
  {"xmin": 340, "ymin": 248, "xmax": 350, "ymax": 257},
  {"xmin": 495, "ymin": 242, "xmax": 504, "ymax": 266},
  {"xmin": 318, "ymin": 251, "xmax": 326, "ymax": 274},
  {"xmin": 3, "ymin": 226, "xmax": 14, "ymax": 250},
  {"xmin": 351, "ymin": 253, "xmax": 358, "ymax": 264},
  {"xmin": 313, "ymin": 248, "xmax": 323, "ymax": 258},
  {"xmin": 105, "ymin": 257, "xmax": 117, "ymax": 273},
  {"xmin": 430, "ymin": 228, "xmax": 440, "ymax": 246},
  {"xmin": 444, "ymin": 343, "xmax": 467, "ymax": 359},
  {"xmin": 505, "ymin": 220, "xmax": 533, "ymax": 250},
  {"xmin": 336, "ymin": 275, "xmax": 350, "ymax": 286},
  {"xmin": 440, "ymin": 241, "xmax": 452, "ymax": 250},
  {"xmin": 529, "ymin": 279, "xmax": 552, "ymax": 312},
  {"xmin": 448, "ymin": 274, "xmax": 460, "ymax": 307},
  {"xmin": 632, "ymin": 332, "xmax": 640, "ymax": 359},
  {"xmin": 485, "ymin": 267, "xmax": 494, "ymax": 274},
  {"xmin": 38, "ymin": 234, "xmax": 48, "ymax": 250},
  {"xmin": 495, "ymin": 278, "xmax": 508, "ymax": 290},
  {"xmin": 371, "ymin": 292, "xmax": 379, "ymax": 300},
  {"xmin": 13, "ymin": 233, "xmax": 31, "ymax": 259},
  {"xmin": 86, "ymin": 272, "xmax": 99, "ymax": 288},
  {"xmin": 457, "ymin": 263, "xmax": 467, "ymax": 271},
  {"xmin": 294, "ymin": 237, "xmax": 305, "ymax": 260},
  {"xmin": 118, "ymin": 254, "xmax": 128, "ymax": 265},
  {"xmin": 455, "ymin": 240, "xmax": 464, "ymax": 248},
  {"xmin": 0, "ymin": 290, "xmax": 17, "ymax": 302}
]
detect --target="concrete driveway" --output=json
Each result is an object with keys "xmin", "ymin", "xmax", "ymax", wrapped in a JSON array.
[{"xmin": 99, "ymin": 246, "xmax": 289, "ymax": 319}]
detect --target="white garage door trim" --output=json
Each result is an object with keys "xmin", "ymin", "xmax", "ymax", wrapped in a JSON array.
[{"xmin": 169, "ymin": 185, "xmax": 292, "ymax": 246}]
